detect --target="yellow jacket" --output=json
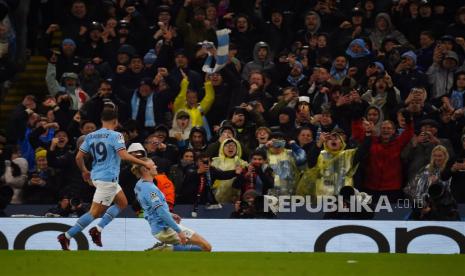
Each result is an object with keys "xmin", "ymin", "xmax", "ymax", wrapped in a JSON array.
[
  {"xmin": 173, "ymin": 78, "xmax": 215, "ymax": 127},
  {"xmin": 211, "ymin": 138, "xmax": 248, "ymax": 203},
  {"xmin": 297, "ymin": 138, "xmax": 358, "ymax": 196}
]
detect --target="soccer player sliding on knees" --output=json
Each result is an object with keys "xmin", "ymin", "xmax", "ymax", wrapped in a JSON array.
[
  {"xmin": 58, "ymin": 107, "xmax": 152, "ymax": 250},
  {"xmin": 132, "ymin": 158, "xmax": 212, "ymax": 251}
]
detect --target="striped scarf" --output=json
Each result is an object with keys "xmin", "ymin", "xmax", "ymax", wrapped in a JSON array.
[
  {"xmin": 202, "ymin": 29, "xmax": 230, "ymax": 74},
  {"xmin": 131, "ymin": 91, "xmax": 155, "ymax": 127}
]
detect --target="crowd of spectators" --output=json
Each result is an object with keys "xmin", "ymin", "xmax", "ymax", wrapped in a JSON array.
[
  {"xmin": 1, "ymin": 0, "xmax": 465, "ymax": 220},
  {"xmin": 0, "ymin": 0, "xmax": 18, "ymax": 99}
]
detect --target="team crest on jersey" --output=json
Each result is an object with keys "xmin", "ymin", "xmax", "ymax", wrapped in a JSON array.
[
  {"xmin": 117, "ymin": 133, "xmax": 125, "ymax": 144},
  {"xmin": 150, "ymin": 192, "xmax": 159, "ymax": 202}
]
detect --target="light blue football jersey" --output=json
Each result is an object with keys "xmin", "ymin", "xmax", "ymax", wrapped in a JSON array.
[
  {"xmin": 134, "ymin": 179, "xmax": 171, "ymax": 234},
  {"xmin": 79, "ymin": 128, "xmax": 125, "ymax": 182}
]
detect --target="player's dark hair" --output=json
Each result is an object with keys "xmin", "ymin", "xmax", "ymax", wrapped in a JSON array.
[
  {"xmin": 196, "ymin": 152, "xmax": 210, "ymax": 162},
  {"xmin": 99, "ymin": 79, "xmax": 112, "ymax": 87},
  {"xmin": 100, "ymin": 107, "xmax": 118, "ymax": 122},
  {"xmin": 251, "ymin": 149, "xmax": 267, "ymax": 160},
  {"xmin": 79, "ymin": 119, "xmax": 96, "ymax": 129}
]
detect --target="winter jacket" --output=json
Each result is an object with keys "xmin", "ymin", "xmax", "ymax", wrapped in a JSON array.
[
  {"xmin": 232, "ymin": 165, "xmax": 274, "ymax": 198},
  {"xmin": 427, "ymin": 63, "xmax": 458, "ymax": 99},
  {"xmin": 154, "ymin": 174, "xmax": 175, "ymax": 211},
  {"xmin": 175, "ymin": 6, "xmax": 216, "ymax": 57},
  {"xmin": 369, "ymin": 13, "xmax": 409, "ymax": 51},
  {"xmin": 23, "ymin": 168, "xmax": 58, "ymax": 204},
  {"xmin": 173, "ymin": 78, "xmax": 215, "ymax": 128},
  {"xmin": 267, "ymin": 143, "xmax": 306, "ymax": 195},
  {"xmin": 443, "ymin": 158, "xmax": 465, "ymax": 204},
  {"xmin": 401, "ymin": 138, "xmax": 455, "ymax": 183},
  {"xmin": 80, "ymin": 94, "xmax": 129, "ymax": 125},
  {"xmin": 179, "ymin": 166, "xmax": 238, "ymax": 204},
  {"xmin": 364, "ymin": 123, "xmax": 414, "ymax": 191},
  {"xmin": 1, "ymin": 158, "xmax": 28, "ymax": 204},
  {"xmin": 169, "ymin": 109, "xmax": 193, "ymax": 150},
  {"xmin": 241, "ymin": 41, "xmax": 275, "ymax": 80},
  {"xmin": 211, "ymin": 138, "xmax": 248, "ymax": 203},
  {"xmin": 393, "ymin": 69, "xmax": 429, "ymax": 100},
  {"xmin": 45, "ymin": 63, "xmax": 89, "ymax": 110},
  {"xmin": 303, "ymin": 135, "xmax": 371, "ymax": 196},
  {"xmin": 361, "ymin": 87, "xmax": 401, "ymax": 120}
]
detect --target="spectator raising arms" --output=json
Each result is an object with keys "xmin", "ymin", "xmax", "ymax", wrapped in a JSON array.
[{"xmin": 2, "ymin": 0, "xmax": 465, "ymax": 220}]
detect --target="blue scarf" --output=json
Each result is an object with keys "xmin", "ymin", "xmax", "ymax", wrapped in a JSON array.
[
  {"xmin": 131, "ymin": 91, "xmax": 155, "ymax": 127},
  {"xmin": 330, "ymin": 62, "xmax": 349, "ymax": 81},
  {"xmin": 202, "ymin": 29, "xmax": 230, "ymax": 73},
  {"xmin": 287, "ymin": 74, "xmax": 305, "ymax": 87},
  {"xmin": 450, "ymin": 90, "xmax": 464, "ymax": 110},
  {"xmin": 345, "ymin": 39, "xmax": 370, "ymax": 58}
]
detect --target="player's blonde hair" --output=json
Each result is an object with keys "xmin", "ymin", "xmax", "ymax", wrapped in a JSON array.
[{"xmin": 131, "ymin": 157, "xmax": 150, "ymax": 178}]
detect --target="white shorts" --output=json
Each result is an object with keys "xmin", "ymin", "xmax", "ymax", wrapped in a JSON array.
[
  {"xmin": 154, "ymin": 224, "xmax": 195, "ymax": 244},
  {"xmin": 92, "ymin": 180, "xmax": 122, "ymax": 206}
]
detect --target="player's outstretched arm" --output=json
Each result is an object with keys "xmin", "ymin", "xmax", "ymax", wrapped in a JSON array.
[
  {"xmin": 172, "ymin": 213, "xmax": 181, "ymax": 224},
  {"xmin": 155, "ymin": 206, "xmax": 186, "ymax": 243},
  {"xmin": 118, "ymin": 149, "xmax": 152, "ymax": 168}
]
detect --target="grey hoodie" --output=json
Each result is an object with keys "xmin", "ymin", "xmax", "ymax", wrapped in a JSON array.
[
  {"xmin": 369, "ymin": 13, "xmax": 409, "ymax": 50},
  {"xmin": 305, "ymin": 11, "xmax": 321, "ymax": 34},
  {"xmin": 241, "ymin": 41, "xmax": 275, "ymax": 80},
  {"xmin": 45, "ymin": 63, "xmax": 89, "ymax": 110},
  {"xmin": 426, "ymin": 51, "xmax": 462, "ymax": 99}
]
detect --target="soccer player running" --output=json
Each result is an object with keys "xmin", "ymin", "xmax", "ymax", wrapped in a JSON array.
[
  {"xmin": 132, "ymin": 157, "xmax": 212, "ymax": 251},
  {"xmin": 58, "ymin": 107, "xmax": 152, "ymax": 250}
]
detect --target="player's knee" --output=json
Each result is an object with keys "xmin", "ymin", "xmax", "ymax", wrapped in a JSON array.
[{"xmin": 201, "ymin": 242, "xmax": 212, "ymax": 252}]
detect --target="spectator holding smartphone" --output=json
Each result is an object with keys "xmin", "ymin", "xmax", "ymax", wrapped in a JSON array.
[
  {"xmin": 402, "ymin": 119, "xmax": 455, "ymax": 183},
  {"xmin": 445, "ymin": 134, "xmax": 465, "ymax": 203},
  {"xmin": 232, "ymin": 150, "xmax": 274, "ymax": 198},
  {"xmin": 23, "ymin": 149, "xmax": 58, "ymax": 204},
  {"xmin": 0, "ymin": 144, "xmax": 28, "ymax": 204},
  {"xmin": 180, "ymin": 153, "xmax": 241, "ymax": 216}
]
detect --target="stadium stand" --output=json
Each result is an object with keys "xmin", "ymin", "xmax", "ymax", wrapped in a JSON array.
[{"xmin": 1, "ymin": 0, "xmax": 465, "ymax": 221}]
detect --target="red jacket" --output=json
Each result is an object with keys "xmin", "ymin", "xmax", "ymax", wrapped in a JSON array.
[
  {"xmin": 351, "ymin": 119, "xmax": 365, "ymax": 144},
  {"xmin": 364, "ymin": 124, "xmax": 414, "ymax": 191}
]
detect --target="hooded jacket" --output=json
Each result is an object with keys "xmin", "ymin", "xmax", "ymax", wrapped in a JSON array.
[
  {"xmin": 364, "ymin": 123, "xmax": 414, "ymax": 192},
  {"xmin": 351, "ymin": 105, "xmax": 384, "ymax": 144},
  {"xmin": 1, "ymin": 157, "xmax": 28, "ymax": 204},
  {"xmin": 301, "ymin": 134, "xmax": 371, "ymax": 196},
  {"xmin": 45, "ymin": 63, "xmax": 89, "ymax": 110},
  {"xmin": 211, "ymin": 138, "xmax": 248, "ymax": 203},
  {"xmin": 188, "ymin": 126, "xmax": 208, "ymax": 154},
  {"xmin": 241, "ymin": 41, "xmax": 275, "ymax": 80},
  {"xmin": 361, "ymin": 81, "xmax": 401, "ymax": 120},
  {"xmin": 296, "ymin": 11, "xmax": 321, "ymax": 43},
  {"xmin": 446, "ymin": 72, "xmax": 465, "ymax": 110},
  {"xmin": 445, "ymin": 8, "xmax": 465, "ymax": 38},
  {"xmin": 274, "ymin": 107, "xmax": 297, "ymax": 139},
  {"xmin": 369, "ymin": 13, "xmax": 409, "ymax": 51},
  {"xmin": 427, "ymin": 52, "xmax": 461, "ymax": 99},
  {"xmin": 267, "ymin": 142, "xmax": 306, "ymax": 195},
  {"xmin": 175, "ymin": 6, "xmax": 216, "ymax": 57},
  {"xmin": 169, "ymin": 109, "xmax": 193, "ymax": 142},
  {"xmin": 173, "ymin": 78, "xmax": 215, "ymax": 128}
]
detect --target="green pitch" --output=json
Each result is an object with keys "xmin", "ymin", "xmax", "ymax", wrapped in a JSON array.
[{"xmin": 1, "ymin": 251, "xmax": 464, "ymax": 275}]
